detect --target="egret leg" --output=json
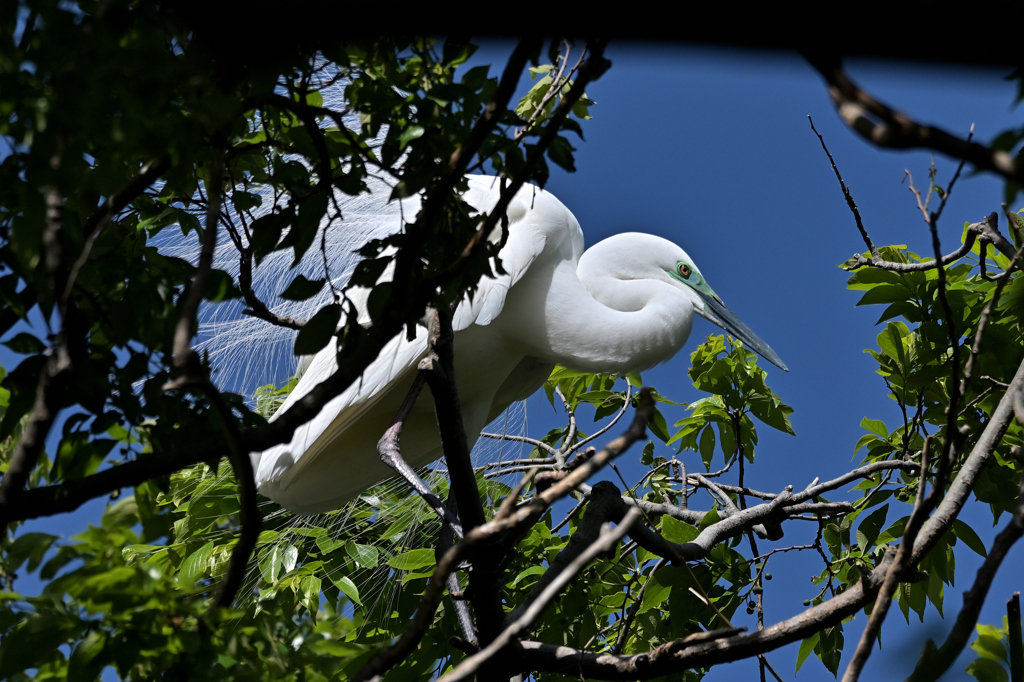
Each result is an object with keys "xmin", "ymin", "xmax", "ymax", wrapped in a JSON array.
[
  {"xmin": 377, "ymin": 374, "xmax": 476, "ymax": 644},
  {"xmin": 376, "ymin": 374, "xmax": 464, "ymax": 538},
  {"xmin": 438, "ymin": 494, "xmax": 478, "ymax": 647}
]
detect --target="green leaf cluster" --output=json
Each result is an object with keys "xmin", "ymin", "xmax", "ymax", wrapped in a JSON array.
[{"xmin": 669, "ymin": 335, "xmax": 795, "ymax": 470}]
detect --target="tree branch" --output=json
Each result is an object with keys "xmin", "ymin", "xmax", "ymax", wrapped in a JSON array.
[
  {"xmin": 80, "ymin": 156, "xmax": 171, "ymax": 240},
  {"xmin": 906, "ymin": 477, "xmax": 1024, "ymax": 682},
  {"xmin": 238, "ymin": 249, "xmax": 306, "ymax": 330},
  {"xmin": 204, "ymin": 381, "xmax": 261, "ymax": 612},
  {"xmin": 427, "ymin": 40, "xmax": 611, "ymax": 287},
  {"xmin": 805, "ymin": 54, "xmax": 1024, "ymax": 187},
  {"xmin": 0, "ymin": 188, "xmax": 71, "ymax": 537},
  {"xmin": 393, "ymin": 38, "xmax": 541, "ymax": 297},
  {"xmin": 492, "ymin": 362, "xmax": 1024, "ymax": 681},
  {"xmin": 507, "ymin": 481, "xmax": 628, "ymax": 624},
  {"xmin": 843, "ymin": 440, "xmax": 932, "ymax": 682}
]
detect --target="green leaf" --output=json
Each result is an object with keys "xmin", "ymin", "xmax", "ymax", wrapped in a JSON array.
[
  {"xmin": 179, "ymin": 541, "xmax": 214, "ymax": 585},
  {"xmin": 699, "ymin": 507, "xmax": 721, "ymax": 532},
  {"xmin": 6, "ymin": 532, "xmax": 58, "ymax": 573},
  {"xmin": 68, "ymin": 630, "xmax": 108, "ymax": 682},
  {"xmin": 972, "ymin": 631, "xmax": 1009, "ymax": 663},
  {"xmin": 966, "ymin": 658, "xmax": 1009, "ymax": 682},
  {"xmin": 698, "ymin": 425, "xmax": 716, "ymax": 468},
  {"xmin": 637, "ymin": 568, "xmax": 671, "ymax": 614},
  {"xmin": 860, "ymin": 417, "xmax": 889, "ymax": 439},
  {"xmin": 345, "ymin": 542, "xmax": 379, "ymax": 569},
  {"xmin": 231, "ymin": 191, "xmax": 262, "ymax": 212},
  {"xmin": 293, "ymin": 304, "xmax": 340, "ymax": 356},
  {"xmin": 856, "ymin": 504, "xmax": 889, "ymax": 549},
  {"xmin": 796, "ymin": 632, "xmax": 820, "ymax": 673},
  {"xmin": 648, "ymin": 407, "xmax": 670, "ymax": 443},
  {"xmin": 250, "ymin": 213, "xmax": 285, "ymax": 260},
  {"xmin": 953, "ymin": 519, "xmax": 988, "ymax": 558},
  {"xmin": 398, "ymin": 125, "xmax": 424, "ymax": 149},
  {"xmin": 661, "ymin": 515, "xmax": 699, "ymax": 544},
  {"xmin": 2, "ymin": 332, "xmax": 45, "ymax": 355},
  {"xmin": 300, "ymin": 575, "xmax": 322, "ymax": 616},
  {"xmin": 387, "ymin": 548, "xmax": 436, "ymax": 571},
  {"xmin": 876, "ymin": 321, "xmax": 910, "ymax": 370},
  {"xmin": 510, "ymin": 565, "xmax": 547, "ymax": 588},
  {"xmin": 330, "ymin": 574, "xmax": 362, "ymax": 605},
  {"xmin": 315, "ymin": 534, "xmax": 345, "ymax": 554},
  {"xmin": 205, "ymin": 269, "xmax": 241, "ymax": 302},
  {"xmin": 280, "ymin": 275, "xmax": 326, "ymax": 301},
  {"xmin": 876, "ymin": 516, "xmax": 909, "ymax": 546},
  {"xmin": 0, "ymin": 612, "xmax": 77, "ymax": 678}
]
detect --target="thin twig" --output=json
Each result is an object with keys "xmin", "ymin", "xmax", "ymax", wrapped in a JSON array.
[{"xmin": 569, "ymin": 378, "xmax": 632, "ymax": 455}]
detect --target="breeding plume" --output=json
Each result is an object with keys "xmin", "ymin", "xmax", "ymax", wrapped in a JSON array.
[{"xmin": 253, "ymin": 176, "xmax": 787, "ymax": 513}]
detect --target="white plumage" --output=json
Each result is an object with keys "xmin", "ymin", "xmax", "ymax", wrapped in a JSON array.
[{"xmin": 251, "ymin": 175, "xmax": 786, "ymax": 514}]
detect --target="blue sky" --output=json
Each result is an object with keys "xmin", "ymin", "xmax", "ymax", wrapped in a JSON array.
[{"xmin": 8, "ymin": 42, "xmax": 1023, "ymax": 681}]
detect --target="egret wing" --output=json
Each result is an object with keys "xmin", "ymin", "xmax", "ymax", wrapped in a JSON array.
[{"xmin": 253, "ymin": 177, "xmax": 549, "ymax": 499}]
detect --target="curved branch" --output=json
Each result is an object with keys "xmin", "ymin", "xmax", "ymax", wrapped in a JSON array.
[
  {"xmin": 238, "ymin": 249, "xmax": 306, "ymax": 330},
  {"xmin": 570, "ymin": 379, "xmax": 633, "ymax": 455},
  {"xmin": 806, "ymin": 54, "xmax": 1024, "ymax": 187}
]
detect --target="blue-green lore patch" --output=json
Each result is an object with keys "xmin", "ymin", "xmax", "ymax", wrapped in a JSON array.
[{"xmin": 668, "ymin": 261, "xmax": 721, "ymax": 302}]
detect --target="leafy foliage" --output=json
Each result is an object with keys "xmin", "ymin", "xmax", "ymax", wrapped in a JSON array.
[{"xmin": 965, "ymin": 616, "xmax": 1022, "ymax": 682}]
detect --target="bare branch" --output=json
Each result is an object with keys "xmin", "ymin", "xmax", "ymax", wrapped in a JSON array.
[
  {"xmin": 806, "ymin": 54, "xmax": 1024, "ymax": 187},
  {"xmin": 1009, "ymin": 593, "xmax": 1024, "ymax": 682},
  {"xmin": 80, "ymin": 156, "xmax": 171, "ymax": 240},
  {"xmin": 419, "ymin": 307, "xmax": 485, "ymax": 532},
  {"xmin": 614, "ymin": 557, "xmax": 667, "ymax": 655},
  {"xmin": 238, "ymin": 249, "xmax": 306, "ymax": 330},
  {"xmin": 570, "ymin": 379, "xmax": 633, "ymax": 455},
  {"xmin": 808, "ymin": 115, "xmax": 880, "ymax": 263},
  {"xmin": 480, "ymin": 432, "xmax": 560, "ymax": 458}
]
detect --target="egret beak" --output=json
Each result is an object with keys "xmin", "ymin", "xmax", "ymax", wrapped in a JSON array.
[{"xmin": 694, "ymin": 292, "xmax": 789, "ymax": 371}]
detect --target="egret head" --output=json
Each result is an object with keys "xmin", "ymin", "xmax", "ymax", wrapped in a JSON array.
[
  {"xmin": 580, "ymin": 232, "xmax": 788, "ymax": 371},
  {"xmin": 662, "ymin": 245, "xmax": 788, "ymax": 372}
]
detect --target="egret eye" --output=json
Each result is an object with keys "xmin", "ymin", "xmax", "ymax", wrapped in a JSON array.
[{"xmin": 677, "ymin": 263, "xmax": 691, "ymax": 278}]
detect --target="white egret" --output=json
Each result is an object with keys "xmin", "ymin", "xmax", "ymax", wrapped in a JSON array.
[{"xmin": 252, "ymin": 175, "xmax": 787, "ymax": 514}]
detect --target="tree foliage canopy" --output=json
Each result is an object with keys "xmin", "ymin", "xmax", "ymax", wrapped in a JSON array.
[{"xmin": 2, "ymin": 4, "xmax": 1024, "ymax": 682}]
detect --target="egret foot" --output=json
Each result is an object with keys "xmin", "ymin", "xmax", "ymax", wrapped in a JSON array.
[{"xmin": 376, "ymin": 374, "xmax": 464, "ymax": 538}]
